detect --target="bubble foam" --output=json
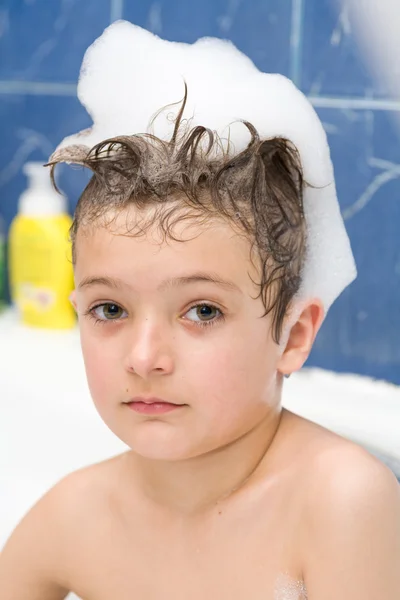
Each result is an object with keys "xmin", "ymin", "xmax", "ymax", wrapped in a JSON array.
[{"xmin": 54, "ymin": 20, "xmax": 357, "ymax": 313}]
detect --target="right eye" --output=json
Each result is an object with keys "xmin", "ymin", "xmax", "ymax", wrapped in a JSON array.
[{"xmin": 91, "ymin": 303, "xmax": 128, "ymax": 321}]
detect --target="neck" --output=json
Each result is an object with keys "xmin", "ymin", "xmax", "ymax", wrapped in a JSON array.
[{"xmin": 124, "ymin": 404, "xmax": 285, "ymax": 517}]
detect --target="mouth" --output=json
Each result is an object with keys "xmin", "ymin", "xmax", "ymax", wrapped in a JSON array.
[
  {"xmin": 127, "ymin": 396, "xmax": 182, "ymax": 406},
  {"xmin": 125, "ymin": 397, "xmax": 186, "ymax": 415}
]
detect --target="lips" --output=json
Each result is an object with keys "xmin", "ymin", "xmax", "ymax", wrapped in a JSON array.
[
  {"xmin": 126, "ymin": 397, "xmax": 185, "ymax": 415},
  {"xmin": 128, "ymin": 396, "xmax": 179, "ymax": 406}
]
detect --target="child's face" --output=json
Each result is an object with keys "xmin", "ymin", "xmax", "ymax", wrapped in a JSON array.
[{"xmin": 73, "ymin": 207, "xmax": 286, "ymax": 461}]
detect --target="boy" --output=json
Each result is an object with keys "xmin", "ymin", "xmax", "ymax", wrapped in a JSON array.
[
  {"xmin": 1, "ymin": 21, "xmax": 400, "ymax": 598},
  {"xmin": 1, "ymin": 94, "xmax": 400, "ymax": 600}
]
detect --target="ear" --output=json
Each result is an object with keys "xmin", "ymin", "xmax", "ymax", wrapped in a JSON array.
[
  {"xmin": 277, "ymin": 299, "xmax": 325, "ymax": 376},
  {"xmin": 69, "ymin": 290, "xmax": 77, "ymax": 311}
]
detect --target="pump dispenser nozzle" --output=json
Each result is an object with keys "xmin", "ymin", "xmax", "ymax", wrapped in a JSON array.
[{"xmin": 19, "ymin": 162, "xmax": 66, "ymax": 216}]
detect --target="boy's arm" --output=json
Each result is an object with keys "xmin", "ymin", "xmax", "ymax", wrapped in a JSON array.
[
  {"xmin": 304, "ymin": 449, "xmax": 400, "ymax": 599},
  {"xmin": 0, "ymin": 477, "xmax": 72, "ymax": 599}
]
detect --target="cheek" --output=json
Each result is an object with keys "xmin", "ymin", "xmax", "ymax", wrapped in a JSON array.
[
  {"xmin": 188, "ymin": 325, "xmax": 277, "ymax": 409},
  {"xmin": 80, "ymin": 331, "xmax": 118, "ymax": 401}
]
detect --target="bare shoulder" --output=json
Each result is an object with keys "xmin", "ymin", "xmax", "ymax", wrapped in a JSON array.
[
  {"xmin": 55, "ymin": 452, "xmax": 127, "ymax": 500},
  {"xmin": 1, "ymin": 453, "xmax": 124, "ymax": 543},
  {"xmin": 294, "ymin": 412, "xmax": 399, "ymax": 499},
  {"xmin": 282, "ymin": 412, "xmax": 400, "ymax": 596},
  {"xmin": 0, "ymin": 453, "xmax": 127, "ymax": 599},
  {"xmin": 309, "ymin": 434, "xmax": 400, "ymax": 528},
  {"xmin": 281, "ymin": 415, "xmax": 400, "ymax": 597},
  {"xmin": 281, "ymin": 408, "xmax": 397, "ymax": 473},
  {"xmin": 42, "ymin": 452, "xmax": 129, "ymax": 533},
  {"xmin": 279, "ymin": 409, "xmax": 400, "ymax": 523},
  {"xmin": 22, "ymin": 453, "xmax": 127, "ymax": 520}
]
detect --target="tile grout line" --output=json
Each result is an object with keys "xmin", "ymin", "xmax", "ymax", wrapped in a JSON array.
[
  {"xmin": 309, "ymin": 95, "xmax": 400, "ymax": 111},
  {"xmin": 1, "ymin": 80, "xmax": 399, "ymax": 112},
  {"xmin": 0, "ymin": 81, "xmax": 77, "ymax": 96},
  {"xmin": 110, "ymin": 0, "xmax": 124, "ymax": 23},
  {"xmin": 289, "ymin": 0, "xmax": 305, "ymax": 88}
]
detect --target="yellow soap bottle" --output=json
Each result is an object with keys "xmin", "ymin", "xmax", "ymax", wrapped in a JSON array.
[{"xmin": 9, "ymin": 162, "xmax": 75, "ymax": 329}]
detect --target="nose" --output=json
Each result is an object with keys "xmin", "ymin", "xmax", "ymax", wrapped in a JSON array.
[{"xmin": 124, "ymin": 318, "xmax": 175, "ymax": 379}]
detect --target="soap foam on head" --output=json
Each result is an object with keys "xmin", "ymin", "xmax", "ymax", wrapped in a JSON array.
[{"xmin": 54, "ymin": 20, "xmax": 357, "ymax": 315}]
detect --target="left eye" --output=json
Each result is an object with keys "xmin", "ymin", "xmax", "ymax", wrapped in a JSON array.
[
  {"xmin": 92, "ymin": 303, "xmax": 128, "ymax": 320},
  {"xmin": 184, "ymin": 304, "xmax": 221, "ymax": 323}
]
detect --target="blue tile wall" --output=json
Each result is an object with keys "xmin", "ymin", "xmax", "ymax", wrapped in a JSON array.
[
  {"xmin": 122, "ymin": 0, "xmax": 292, "ymax": 77},
  {"xmin": 0, "ymin": 94, "xmax": 92, "ymax": 223},
  {"xmin": 302, "ymin": 0, "xmax": 390, "ymax": 97},
  {"xmin": 308, "ymin": 107, "xmax": 400, "ymax": 382},
  {"xmin": 0, "ymin": 0, "xmax": 111, "ymax": 83},
  {"xmin": 1, "ymin": 0, "xmax": 399, "ymax": 383}
]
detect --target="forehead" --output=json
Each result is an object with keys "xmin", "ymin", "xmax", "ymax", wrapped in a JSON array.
[{"xmin": 74, "ymin": 208, "xmax": 261, "ymax": 290}]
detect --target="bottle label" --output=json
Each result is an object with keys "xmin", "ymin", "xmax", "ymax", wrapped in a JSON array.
[{"xmin": 17, "ymin": 283, "xmax": 56, "ymax": 311}]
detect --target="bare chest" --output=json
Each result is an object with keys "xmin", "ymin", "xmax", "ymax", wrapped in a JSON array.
[{"xmin": 64, "ymin": 500, "xmax": 305, "ymax": 600}]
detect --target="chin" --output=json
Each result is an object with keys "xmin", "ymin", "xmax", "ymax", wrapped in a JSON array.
[
  {"xmin": 113, "ymin": 425, "xmax": 201, "ymax": 461},
  {"xmin": 129, "ymin": 441, "xmax": 199, "ymax": 462}
]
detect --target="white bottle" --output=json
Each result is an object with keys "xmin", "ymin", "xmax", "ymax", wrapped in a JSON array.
[{"xmin": 18, "ymin": 162, "xmax": 67, "ymax": 215}]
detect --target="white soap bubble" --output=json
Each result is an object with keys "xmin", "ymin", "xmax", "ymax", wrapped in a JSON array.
[{"xmin": 54, "ymin": 20, "xmax": 357, "ymax": 315}]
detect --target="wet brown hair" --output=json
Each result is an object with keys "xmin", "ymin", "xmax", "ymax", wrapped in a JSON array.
[{"xmin": 47, "ymin": 86, "xmax": 306, "ymax": 342}]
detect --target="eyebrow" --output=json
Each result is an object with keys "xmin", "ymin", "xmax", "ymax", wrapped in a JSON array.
[{"xmin": 78, "ymin": 272, "xmax": 242, "ymax": 294}]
